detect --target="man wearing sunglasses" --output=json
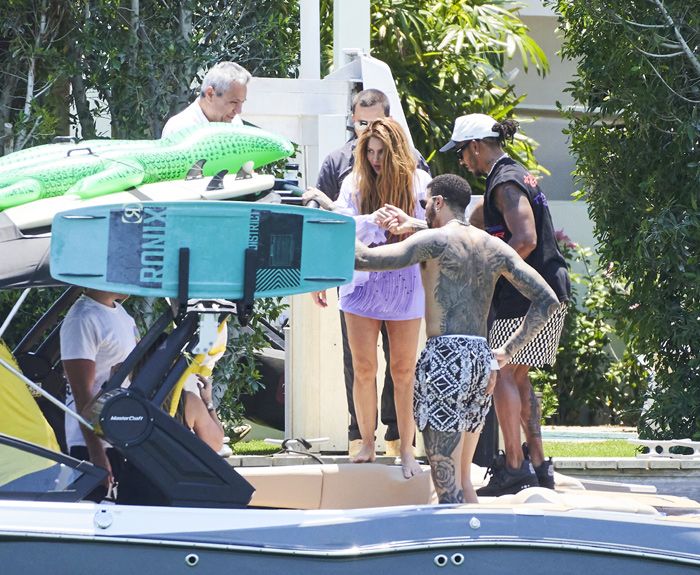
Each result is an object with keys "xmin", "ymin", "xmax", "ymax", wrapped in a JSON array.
[
  {"xmin": 312, "ymin": 89, "xmax": 430, "ymax": 460},
  {"xmin": 357, "ymin": 173, "xmax": 559, "ymax": 503},
  {"xmin": 441, "ymin": 114, "xmax": 570, "ymax": 496}
]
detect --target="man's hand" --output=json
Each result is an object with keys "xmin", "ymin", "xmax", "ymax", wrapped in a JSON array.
[
  {"xmin": 87, "ymin": 442, "xmax": 113, "ymax": 488},
  {"xmin": 486, "ymin": 370, "xmax": 498, "ymax": 395},
  {"xmin": 492, "ymin": 347, "xmax": 511, "ymax": 369},
  {"xmin": 375, "ymin": 204, "xmax": 424, "ymax": 235},
  {"xmin": 302, "ymin": 187, "xmax": 334, "ymax": 211},
  {"xmin": 486, "ymin": 348, "xmax": 510, "ymax": 395},
  {"xmin": 196, "ymin": 375, "xmax": 213, "ymax": 405},
  {"xmin": 311, "ymin": 290, "xmax": 328, "ymax": 308}
]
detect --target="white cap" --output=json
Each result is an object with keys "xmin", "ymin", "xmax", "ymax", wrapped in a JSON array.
[{"xmin": 439, "ymin": 113, "xmax": 499, "ymax": 152}]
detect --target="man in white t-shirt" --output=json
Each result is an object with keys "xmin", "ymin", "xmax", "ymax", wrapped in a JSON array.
[
  {"xmin": 61, "ymin": 289, "xmax": 230, "ymax": 503},
  {"xmin": 161, "ymin": 61, "xmax": 251, "ymax": 138},
  {"xmin": 61, "ymin": 289, "xmax": 138, "ymax": 493}
]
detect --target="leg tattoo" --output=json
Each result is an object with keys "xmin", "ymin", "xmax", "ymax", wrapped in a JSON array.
[
  {"xmin": 527, "ymin": 386, "xmax": 541, "ymax": 439},
  {"xmin": 423, "ymin": 427, "xmax": 464, "ymax": 504}
]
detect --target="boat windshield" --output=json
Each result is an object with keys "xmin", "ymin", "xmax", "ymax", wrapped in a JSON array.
[
  {"xmin": 0, "ymin": 444, "xmax": 82, "ymax": 493},
  {"xmin": 0, "ymin": 434, "xmax": 106, "ymax": 501}
]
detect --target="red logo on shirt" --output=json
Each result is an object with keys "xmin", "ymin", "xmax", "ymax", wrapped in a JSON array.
[{"xmin": 523, "ymin": 173, "xmax": 538, "ymax": 188}]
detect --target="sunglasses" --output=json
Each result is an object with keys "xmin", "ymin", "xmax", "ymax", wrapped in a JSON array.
[
  {"xmin": 354, "ymin": 119, "xmax": 371, "ymax": 133},
  {"xmin": 454, "ymin": 141, "xmax": 470, "ymax": 159},
  {"xmin": 419, "ymin": 195, "xmax": 442, "ymax": 209}
]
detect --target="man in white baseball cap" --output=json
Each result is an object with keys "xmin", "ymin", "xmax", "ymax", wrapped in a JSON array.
[
  {"xmin": 439, "ymin": 114, "xmax": 500, "ymax": 153},
  {"xmin": 441, "ymin": 112, "xmax": 571, "ymax": 497}
]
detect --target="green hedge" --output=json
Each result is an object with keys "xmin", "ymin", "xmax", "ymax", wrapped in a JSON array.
[
  {"xmin": 532, "ymin": 234, "xmax": 649, "ymax": 426},
  {"xmin": 546, "ymin": 0, "xmax": 700, "ymax": 439}
]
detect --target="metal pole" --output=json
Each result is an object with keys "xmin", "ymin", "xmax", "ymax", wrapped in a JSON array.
[
  {"xmin": 0, "ymin": 288, "xmax": 30, "ymax": 339},
  {"xmin": 0, "ymin": 357, "xmax": 94, "ymax": 431},
  {"xmin": 299, "ymin": 0, "xmax": 321, "ymax": 80}
]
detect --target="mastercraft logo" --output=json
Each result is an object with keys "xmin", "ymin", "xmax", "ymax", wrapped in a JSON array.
[{"xmin": 109, "ymin": 415, "xmax": 145, "ymax": 422}]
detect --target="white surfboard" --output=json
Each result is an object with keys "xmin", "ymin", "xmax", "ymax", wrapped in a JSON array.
[{"xmin": 4, "ymin": 173, "xmax": 275, "ymax": 231}]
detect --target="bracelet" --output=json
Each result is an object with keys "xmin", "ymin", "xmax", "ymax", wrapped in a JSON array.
[
  {"xmin": 206, "ymin": 401, "xmax": 215, "ymax": 412},
  {"xmin": 490, "ymin": 358, "xmax": 500, "ymax": 371}
]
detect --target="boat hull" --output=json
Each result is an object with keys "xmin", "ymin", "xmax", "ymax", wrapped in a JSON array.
[{"xmin": 2, "ymin": 501, "xmax": 700, "ymax": 573}]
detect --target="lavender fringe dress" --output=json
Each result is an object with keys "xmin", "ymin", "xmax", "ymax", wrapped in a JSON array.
[{"xmin": 335, "ymin": 170, "xmax": 431, "ymax": 321}]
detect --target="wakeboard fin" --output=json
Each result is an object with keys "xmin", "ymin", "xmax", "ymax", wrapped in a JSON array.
[
  {"xmin": 206, "ymin": 170, "xmax": 228, "ymax": 191},
  {"xmin": 186, "ymin": 159, "xmax": 207, "ymax": 180},
  {"xmin": 236, "ymin": 160, "xmax": 255, "ymax": 179}
]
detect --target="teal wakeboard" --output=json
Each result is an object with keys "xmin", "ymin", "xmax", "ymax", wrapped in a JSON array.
[{"xmin": 50, "ymin": 201, "xmax": 355, "ymax": 299}]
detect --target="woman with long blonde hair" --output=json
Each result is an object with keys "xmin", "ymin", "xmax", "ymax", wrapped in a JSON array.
[{"xmin": 306, "ymin": 117, "xmax": 431, "ymax": 477}]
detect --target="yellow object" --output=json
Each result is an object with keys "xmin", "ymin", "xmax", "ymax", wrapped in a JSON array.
[
  {"xmin": 167, "ymin": 319, "xmax": 229, "ymax": 416},
  {"xmin": 0, "ymin": 340, "xmax": 59, "ymax": 451},
  {"xmin": 0, "ymin": 339, "xmax": 60, "ymax": 487}
]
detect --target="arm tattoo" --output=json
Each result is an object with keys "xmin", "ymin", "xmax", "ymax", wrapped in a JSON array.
[
  {"xmin": 494, "ymin": 183, "xmax": 536, "ymax": 257},
  {"xmin": 355, "ymin": 231, "xmax": 446, "ymax": 271},
  {"xmin": 499, "ymin": 255, "xmax": 560, "ymax": 359},
  {"xmin": 494, "ymin": 182, "xmax": 525, "ymax": 215},
  {"xmin": 423, "ymin": 427, "xmax": 465, "ymax": 504}
]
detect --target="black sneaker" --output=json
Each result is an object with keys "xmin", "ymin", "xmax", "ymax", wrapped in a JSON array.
[
  {"xmin": 522, "ymin": 443, "xmax": 554, "ymax": 489},
  {"xmin": 476, "ymin": 451, "xmax": 538, "ymax": 496},
  {"xmin": 534, "ymin": 459, "xmax": 555, "ymax": 489}
]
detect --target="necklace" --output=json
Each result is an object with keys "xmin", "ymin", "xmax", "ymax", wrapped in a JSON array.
[
  {"xmin": 486, "ymin": 153, "xmax": 509, "ymax": 178},
  {"xmin": 445, "ymin": 218, "xmax": 470, "ymax": 227}
]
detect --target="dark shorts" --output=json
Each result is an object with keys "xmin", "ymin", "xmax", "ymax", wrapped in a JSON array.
[
  {"xmin": 69, "ymin": 446, "xmax": 167, "ymax": 506},
  {"xmin": 414, "ymin": 335, "xmax": 494, "ymax": 433},
  {"xmin": 489, "ymin": 302, "xmax": 568, "ymax": 367}
]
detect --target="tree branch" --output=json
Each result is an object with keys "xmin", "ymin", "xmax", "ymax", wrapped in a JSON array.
[
  {"xmin": 650, "ymin": 0, "xmax": 700, "ymax": 78},
  {"xmin": 642, "ymin": 55, "xmax": 700, "ymax": 104}
]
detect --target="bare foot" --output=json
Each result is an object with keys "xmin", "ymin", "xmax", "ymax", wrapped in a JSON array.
[
  {"xmin": 400, "ymin": 453, "xmax": 423, "ymax": 478},
  {"xmin": 351, "ymin": 442, "xmax": 376, "ymax": 463}
]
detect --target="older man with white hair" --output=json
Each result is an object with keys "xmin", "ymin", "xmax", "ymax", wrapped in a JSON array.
[{"xmin": 162, "ymin": 61, "xmax": 251, "ymax": 138}]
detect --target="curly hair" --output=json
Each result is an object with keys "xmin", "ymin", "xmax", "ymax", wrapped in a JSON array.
[
  {"xmin": 492, "ymin": 119, "xmax": 519, "ymax": 146},
  {"xmin": 352, "ymin": 117, "xmax": 416, "ymax": 225}
]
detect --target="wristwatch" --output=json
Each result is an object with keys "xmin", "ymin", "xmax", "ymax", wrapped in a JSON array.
[{"xmin": 206, "ymin": 401, "xmax": 215, "ymax": 412}]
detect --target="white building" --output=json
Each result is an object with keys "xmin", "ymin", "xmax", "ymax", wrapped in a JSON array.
[{"xmin": 240, "ymin": 0, "xmax": 596, "ymax": 450}]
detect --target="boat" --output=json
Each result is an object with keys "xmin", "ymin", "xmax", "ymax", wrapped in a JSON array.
[
  {"xmin": 2, "ymin": 203, "xmax": 700, "ymax": 574},
  {"xmin": 3, "ymin": 426, "xmax": 700, "ymax": 573}
]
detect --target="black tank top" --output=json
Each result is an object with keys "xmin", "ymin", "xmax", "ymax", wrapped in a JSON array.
[{"xmin": 484, "ymin": 157, "xmax": 570, "ymax": 319}]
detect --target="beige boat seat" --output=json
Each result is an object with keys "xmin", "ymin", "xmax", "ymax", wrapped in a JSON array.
[
  {"xmin": 238, "ymin": 461, "xmax": 700, "ymax": 515},
  {"xmin": 239, "ymin": 462, "xmax": 578, "ymax": 510},
  {"xmin": 238, "ymin": 463, "xmax": 436, "ymax": 509}
]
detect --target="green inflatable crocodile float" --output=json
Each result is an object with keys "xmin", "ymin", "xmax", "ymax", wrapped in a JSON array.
[
  {"xmin": 0, "ymin": 123, "xmax": 293, "ymax": 210},
  {"xmin": 0, "ymin": 139, "xmax": 146, "ymax": 176}
]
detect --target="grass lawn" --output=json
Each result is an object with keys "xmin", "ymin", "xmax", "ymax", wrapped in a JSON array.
[
  {"xmin": 232, "ymin": 439, "xmax": 641, "ymax": 458},
  {"xmin": 544, "ymin": 440, "xmax": 640, "ymax": 458},
  {"xmin": 232, "ymin": 440, "xmax": 281, "ymax": 456}
]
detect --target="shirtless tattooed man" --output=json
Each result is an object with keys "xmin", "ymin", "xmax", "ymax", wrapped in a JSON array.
[{"xmin": 354, "ymin": 174, "xmax": 559, "ymax": 503}]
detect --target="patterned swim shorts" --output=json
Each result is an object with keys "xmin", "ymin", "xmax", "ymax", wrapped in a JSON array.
[
  {"xmin": 414, "ymin": 335, "xmax": 494, "ymax": 433},
  {"xmin": 489, "ymin": 302, "xmax": 568, "ymax": 367}
]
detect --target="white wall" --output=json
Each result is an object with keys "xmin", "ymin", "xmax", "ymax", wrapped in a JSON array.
[{"xmin": 505, "ymin": 11, "xmax": 580, "ymax": 204}]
